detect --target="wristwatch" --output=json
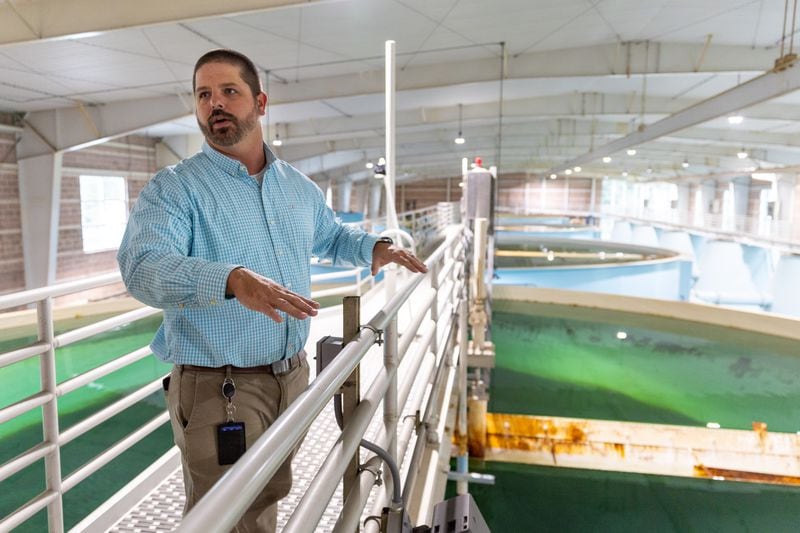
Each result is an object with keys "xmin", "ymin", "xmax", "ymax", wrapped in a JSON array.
[{"xmin": 375, "ymin": 236, "xmax": 394, "ymax": 246}]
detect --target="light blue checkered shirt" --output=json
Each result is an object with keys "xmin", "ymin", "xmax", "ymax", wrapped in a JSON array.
[{"xmin": 117, "ymin": 142, "xmax": 379, "ymax": 367}]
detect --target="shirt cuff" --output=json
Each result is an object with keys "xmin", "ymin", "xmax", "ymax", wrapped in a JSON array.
[
  {"xmin": 360, "ymin": 233, "xmax": 381, "ymax": 264},
  {"xmin": 196, "ymin": 263, "xmax": 241, "ymax": 306}
]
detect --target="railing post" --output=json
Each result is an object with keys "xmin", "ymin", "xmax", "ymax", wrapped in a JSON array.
[
  {"xmin": 341, "ymin": 296, "xmax": 361, "ymax": 505},
  {"xmin": 383, "ymin": 315, "xmax": 399, "ymax": 472},
  {"xmin": 429, "ymin": 259, "xmax": 441, "ymax": 355},
  {"xmin": 455, "ymin": 258, "xmax": 469, "ymax": 495},
  {"xmin": 38, "ymin": 297, "xmax": 64, "ymax": 533}
]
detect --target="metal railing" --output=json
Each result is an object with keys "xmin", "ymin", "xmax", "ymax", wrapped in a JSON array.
[
  {"xmin": 497, "ymin": 205, "xmax": 800, "ymax": 253},
  {"xmin": 176, "ymin": 227, "xmax": 466, "ymax": 532},
  {"xmin": 0, "ymin": 207, "xmax": 462, "ymax": 532}
]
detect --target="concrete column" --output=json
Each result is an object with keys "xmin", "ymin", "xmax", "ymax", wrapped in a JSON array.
[
  {"xmin": 337, "ymin": 179, "xmax": 353, "ymax": 213},
  {"xmin": 676, "ymin": 183, "xmax": 690, "ymax": 225},
  {"xmin": 368, "ymin": 179, "xmax": 383, "ymax": 221},
  {"xmin": 732, "ymin": 177, "xmax": 750, "ymax": 231},
  {"xmin": 701, "ymin": 180, "xmax": 717, "ymax": 215},
  {"xmin": 18, "ymin": 151, "xmax": 63, "ymax": 289},
  {"xmin": 775, "ymin": 174, "xmax": 796, "ymax": 222}
]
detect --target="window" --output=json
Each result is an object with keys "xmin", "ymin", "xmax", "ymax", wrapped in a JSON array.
[{"xmin": 79, "ymin": 175, "xmax": 128, "ymax": 253}]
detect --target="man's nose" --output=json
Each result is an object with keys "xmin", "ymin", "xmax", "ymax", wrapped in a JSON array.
[{"xmin": 209, "ymin": 93, "xmax": 224, "ymax": 109}]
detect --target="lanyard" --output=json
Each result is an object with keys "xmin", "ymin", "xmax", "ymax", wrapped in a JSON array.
[{"xmin": 222, "ymin": 366, "xmax": 236, "ymax": 422}]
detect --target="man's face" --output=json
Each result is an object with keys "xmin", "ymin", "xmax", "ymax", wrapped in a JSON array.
[{"xmin": 194, "ymin": 61, "xmax": 265, "ymax": 148}]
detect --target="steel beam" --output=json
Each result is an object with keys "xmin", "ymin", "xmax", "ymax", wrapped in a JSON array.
[
  {"xmin": 0, "ymin": 0, "xmax": 320, "ymax": 46},
  {"xmin": 543, "ymin": 60, "xmax": 800, "ymax": 176},
  {"xmin": 17, "ymin": 146, "xmax": 62, "ymax": 289},
  {"xmin": 17, "ymin": 94, "xmax": 192, "ymax": 159}
]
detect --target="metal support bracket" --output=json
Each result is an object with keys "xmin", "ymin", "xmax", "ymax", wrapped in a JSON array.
[{"xmin": 359, "ymin": 324, "xmax": 384, "ymax": 346}]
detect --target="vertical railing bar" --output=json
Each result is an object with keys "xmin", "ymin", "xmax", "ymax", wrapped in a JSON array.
[{"xmin": 38, "ymin": 297, "xmax": 64, "ymax": 533}]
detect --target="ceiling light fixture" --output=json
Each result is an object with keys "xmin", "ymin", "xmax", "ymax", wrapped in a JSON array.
[
  {"xmin": 564, "ymin": 169, "xmax": 573, "ymax": 175},
  {"xmin": 737, "ymin": 149, "xmax": 748, "ymax": 159},
  {"xmin": 549, "ymin": 173, "xmax": 557, "ymax": 179},
  {"xmin": 366, "ymin": 162, "xmax": 374, "ymax": 169},
  {"xmin": 272, "ymin": 123, "xmax": 283, "ymax": 147},
  {"xmin": 602, "ymin": 156, "xmax": 612, "ymax": 163},
  {"xmin": 627, "ymin": 149, "xmax": 637, "ymax": 156},
  {"xmin": 374, "ymin": 157, "xmax": 386, "ymax": 179},
  {"xmin": 454, "ymin": 103, "xmax": 465, "ymax": 144},
  {"xmin": 622, "ymin": 171, "xmax": 629, "ymax": 177},
  {"xmin": 573, "ymin": 166, "xmax": 582, "ymax": 172},
  {"xmin": 682, "ymin": 159, "xmax": 689, "ymax": 168},
  {"xmin": 728, "ymin": 114, "xmax": 744, "ymax": 125}
]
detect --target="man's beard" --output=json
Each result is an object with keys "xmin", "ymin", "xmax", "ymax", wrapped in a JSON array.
[{"xmin": 198, "ymin": 107, "xmax": 259, "ymax": 147}]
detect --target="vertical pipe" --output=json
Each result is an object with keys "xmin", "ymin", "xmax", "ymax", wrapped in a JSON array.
[
  {"xmin": 39, "ymin": 297, "xmax": 64, "ymax": 533},
  {"xmin": 384, "ymin": 40, "xmax": 398, "ymax": 232},
  {"xmin": 456, "ymin": 283, "xmax": 469, "ymax": 494},
  {"xmin": 429, "ymin": 259, "xmax": 441, "ymax": 355},
  {"xmin": 342, "ymin": 296, "xmax": 361, "ymax": 503},
  {"xmin": 383, "ymin": 316, "xmax": 399, "ymax": 476}
]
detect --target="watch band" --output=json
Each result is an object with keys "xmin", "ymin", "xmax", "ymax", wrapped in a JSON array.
[{"xmin": 376, "ymin": 236, "xmax": 394, "ymax": 245}]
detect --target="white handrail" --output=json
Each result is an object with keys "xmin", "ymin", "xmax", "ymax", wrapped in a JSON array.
[
  {"xmin": 0, "ymin": 206, "xmax": 457, "ymax": 532},
  {"xmin": 176, "ymin": 227, "xmax": 463, "ymax": 533}
]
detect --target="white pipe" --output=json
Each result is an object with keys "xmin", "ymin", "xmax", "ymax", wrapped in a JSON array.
[
  {"xmin": 0, "ymin": 490, "xmax": 59, "ymax": 532},
  {"xmin": 54, "ymin": 306, "xmax": 159, "ymax": 348},
  {"xmin": 384, "ymin": 316, "xmax": 399, "ymax": 491},
  {"xmin": 0, "ymin": 272, "xmax": 122, "ymax": 310},
  {"xmin": 411, "ymin": 345, "xmax": 459, "ymax": 526},
  {"xmin": 59, "ymin": 377, "xmax": 165, "ymax": 445},
  {"xmin": 333, "ymin": 339, "xmax": 437, "ymax": 533},
  {"xmin": 57, "ymin": 346, "xmax": 152, "ymax": 396},
  {"xmin": 177, "ymin": 232, "xmax": 460, "ymax": 533},
  {"xmin": 384, "ymin": 39, "xmax": 398, "ymax": 232},
  {"xmin": 39, "ymin": 297, "xmax": 64, "ymax": 533},
  {"xmin": 0, "ymin": 342, "xmax": 49, "ymax": 369},
  {"xmin": 0, "ymin": 391, "xmax": 52, "ymax": 428},
  {"xmin": 0, "ymin": 442, "xmax": 57, "ymax": 482},
  {"xmin": 61, "ymin": 412, "xmax": 170, "ymax": 492},
  {"xmin": 398, "ymin": 288, "xmax": 436, "ymax": 355}
]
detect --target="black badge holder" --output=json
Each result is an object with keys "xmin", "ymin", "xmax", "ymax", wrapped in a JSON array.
[{"xmin": 217, "ymin": 367, "xmax": 246, "ymax": 465}]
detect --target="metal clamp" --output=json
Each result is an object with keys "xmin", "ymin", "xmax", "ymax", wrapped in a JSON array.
[
  {"xmin": 359, "ymin": 324, "xmax": 384, "ymax": 346},
  {"xmin": 358, "ymin": 464, "xmax": 383, "ymax": 486}
]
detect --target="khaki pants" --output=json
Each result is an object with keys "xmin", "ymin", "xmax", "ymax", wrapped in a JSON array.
[{"xmin": 166, "ymin": 358, "xmax": 310, "ymax": 532}]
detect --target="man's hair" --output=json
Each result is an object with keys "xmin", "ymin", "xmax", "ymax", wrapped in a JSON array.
[{"xmin": 193, "ymin": 49, "xmax": 262, "ymax": 98}]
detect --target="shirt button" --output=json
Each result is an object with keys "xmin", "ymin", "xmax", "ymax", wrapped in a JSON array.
[
  {"xmin": 287, "ymin": 283, "xmax": 292, "ymax": 288},
  {"xmin": 210, "ymin": 299, "xmax": 217, "ymax": 305}
]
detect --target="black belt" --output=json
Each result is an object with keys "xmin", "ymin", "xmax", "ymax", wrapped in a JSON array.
[{"xmin": 181, "ymin": 350, "xmax": 306, "ymax": 376}]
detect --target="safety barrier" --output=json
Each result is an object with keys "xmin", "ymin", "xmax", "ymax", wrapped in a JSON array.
[
  {"xmin": 0, "ymin": 208, "xmax": 463, "ymax": 532},
  {"xmin": 175, "ymin": 226, "xmax": 466, "ymax": 532}
]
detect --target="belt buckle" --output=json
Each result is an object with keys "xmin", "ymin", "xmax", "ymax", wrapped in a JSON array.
[{"xmin": 272, "ymin": 358, "xmax": 292, "ymax": 376}]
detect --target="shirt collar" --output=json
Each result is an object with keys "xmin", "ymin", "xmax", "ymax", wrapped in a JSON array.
[{"xmin": 201, "ymin": 142, "xmax": 278, "ymax": 177}]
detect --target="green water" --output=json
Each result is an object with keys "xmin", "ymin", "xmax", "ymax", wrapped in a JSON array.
[
  {"xmin": 0, "ymin": 314, "xmax": 168, "ymax": 532},
  {"xmin": 490, "ymin": 308, "xmax": 800, "ymax": 432},
  {"xmin": 449, "ymin": 461, "xmax": 800, "ymax": 532}
]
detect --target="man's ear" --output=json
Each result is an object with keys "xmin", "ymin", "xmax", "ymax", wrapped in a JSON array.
[{"xmin": 257, "ymin": 92, "xmax": 267, "ymax": 115}]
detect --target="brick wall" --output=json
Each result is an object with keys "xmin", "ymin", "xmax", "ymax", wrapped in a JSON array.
[
  {"xmin": 0, "ymin": 128, "xmax": 22, "ymax": 295},
  {"xmin": 58, "ymin": 136, "xmax": 157, "ymax": 285},
  {"xmin": 0, "ymin": 131, "xmax": 158, "ymax": 297}
]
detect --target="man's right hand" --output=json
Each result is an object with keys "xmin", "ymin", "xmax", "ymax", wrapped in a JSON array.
[{"xmin": 226, "ymin": 268, "xmax": 320, "ymax": 323}]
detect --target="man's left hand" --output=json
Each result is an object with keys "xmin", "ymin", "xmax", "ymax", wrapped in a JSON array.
[{"xmin": 371, "ymin": 242, "xmax": 428, "ymax": 276}]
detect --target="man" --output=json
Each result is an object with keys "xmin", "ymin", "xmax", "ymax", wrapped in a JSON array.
[{"xmin": 117, "ymin": 49, "xmax": 427, "ymax": 532}]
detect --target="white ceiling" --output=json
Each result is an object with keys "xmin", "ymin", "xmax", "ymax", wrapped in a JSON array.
[{"xmin": 2, "ymin": 0, "xmax": 800, "ymax": 183}]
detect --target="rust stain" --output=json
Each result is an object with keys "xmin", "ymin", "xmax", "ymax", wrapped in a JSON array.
[{"xmin": 694, "ymin": 464, "xmax": 800, "ymax": 486}]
